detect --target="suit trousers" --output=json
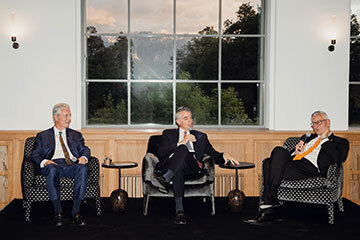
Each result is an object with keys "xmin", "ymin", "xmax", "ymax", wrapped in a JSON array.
[
  {"xmin": 161, "ymin": 145, "xmax": 201, "ymax": 198},
  {"xmin": 40, "ymin": 158, "xmax": 88, "ymax": 201},
  {"xmin": 262, "ymin": 146, "xmax": 320, "ymax": 203}
]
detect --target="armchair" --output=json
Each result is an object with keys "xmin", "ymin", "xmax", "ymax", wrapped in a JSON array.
[
  {"xmin": 142, "ymin": 135, "xmax": 215, "ymax": 216},
  {"xmin": 21, "ymin": 137, "xmax": 101, "ymax": 221},
  {"xmin": 260, "ymin": 137, "xmax": 344, "ymax": 224}
]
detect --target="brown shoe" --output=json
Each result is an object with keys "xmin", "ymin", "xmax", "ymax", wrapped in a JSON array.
[
  {"xmin": 72, "ymin": 213, "xmax": 86, "ymax": 226},
  {"xmin": 54, "ymin": 212, "xmax": 63, "ymax": 227}
]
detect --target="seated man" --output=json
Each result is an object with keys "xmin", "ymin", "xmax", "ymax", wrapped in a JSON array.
[
  {"xmin": 245, "ymin": 110, "xmax": 349, "ymax": 224},
  {"xmin": 155, "ymin": 106, "xmax": 239, "ymax": 224},
  {"xmin": 31, "ymin": 103, "xmax": 90, "ymax": 227}
]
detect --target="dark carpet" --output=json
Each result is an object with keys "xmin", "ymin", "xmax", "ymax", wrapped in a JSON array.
[{"xmin": 0, "ymin": 197, "xmax": 359, "ymax": 240}]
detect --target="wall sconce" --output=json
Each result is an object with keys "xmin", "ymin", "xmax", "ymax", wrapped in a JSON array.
[
  {"xmin": 10, "ymin": 12, "xmax": 20, "ymax": 49},
  {"xmin": 328, "ymin": 15, "xmax": 336, "ymax": 52}
]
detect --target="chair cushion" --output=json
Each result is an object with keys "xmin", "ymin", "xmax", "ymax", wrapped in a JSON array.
[{"xmin": 280, "ymin": 176, "xmax": 327, "ymax": 189}]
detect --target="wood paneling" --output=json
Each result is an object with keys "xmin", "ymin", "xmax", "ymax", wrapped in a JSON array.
[{"xmin": 0, "ymin": 129, "xmax": 359, "ymax": 205}]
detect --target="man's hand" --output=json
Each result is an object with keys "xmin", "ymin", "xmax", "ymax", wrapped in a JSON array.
[
  {"xmin": 44, "ymin": 160, "xmax": 57, "ymax": 167},
  {"xmin": 223, "ymin": 152, "xmax": 239, "ymax": 165},
  {"xmin": 78, "ymin": 157, "xmax": 87, "ymax": 165},
  {"xmin": 179, "ymin": 134, "xmax": 196, "ymax": 145},
  {"xmin": 294, "ymin": 140, "xmax": 306, "ymax": 155}
]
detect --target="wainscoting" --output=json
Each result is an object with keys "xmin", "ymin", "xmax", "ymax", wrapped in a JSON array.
[{"xmin": 0, "ymin": 129, "xmax": 359, "ymax": 209}]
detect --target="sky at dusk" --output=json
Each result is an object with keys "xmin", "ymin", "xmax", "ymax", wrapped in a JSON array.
[{"xmin": 86, "ymin": 0, "xmax": 262, "ymax": 34}]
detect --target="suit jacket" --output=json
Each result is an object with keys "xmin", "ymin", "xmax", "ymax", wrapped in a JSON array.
[
  {"xmin": 31, "ymin": 127, "xmax": 91, "ymax": 167},
  {"xmin": 156, "ymin": 128, "xmax": 224, "ymax": 170},
  {"xmin": 291, "ymin": 133, "xmax": 349, "ymax": 176}
]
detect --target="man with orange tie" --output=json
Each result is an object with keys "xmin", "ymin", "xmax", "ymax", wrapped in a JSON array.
[
  {"xmin": 32, "ymin": 103, "xmax": 90, "ymax": 227},
  {"xmin": 155, "ymin": 106, "xmax": 239, "ymax": 224},
  {"xmin": 246, "ymin": 110, "xmax": 349, "ymax": 224}
]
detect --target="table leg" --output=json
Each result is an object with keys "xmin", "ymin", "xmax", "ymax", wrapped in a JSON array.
[
  {"xmin": 235, "ymin": 168, "xmax": 239, "ymax": 190},
  {"xmin": 118, "ymin": 168, "xmax": 122, "ymax": 189}
]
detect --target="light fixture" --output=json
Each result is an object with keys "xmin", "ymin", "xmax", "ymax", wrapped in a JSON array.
[
  {"xmin": 10, "ymin": 12, "xmax": 19, "ymax": 49},
  {"xmin": 328, "ymin": 15, "xmax": 336, "ymax": 52}
]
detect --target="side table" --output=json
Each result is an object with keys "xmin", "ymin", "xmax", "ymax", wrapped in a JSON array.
[
  {"xmin": 219, "ymin": 162, "xmax": 255, "ymax": 212},
  {"xmin": 102, "ymin": 161, "xmax": 138, "ymax": 212}
]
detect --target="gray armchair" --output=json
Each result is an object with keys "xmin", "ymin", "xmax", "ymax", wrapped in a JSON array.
[
  {"xmin": 260, "ymin": 137, "xmax": 344, "ymax": 224},
  {"xmin": 142, "ymin": 135, "xmax": 215, "ymax": 216}
]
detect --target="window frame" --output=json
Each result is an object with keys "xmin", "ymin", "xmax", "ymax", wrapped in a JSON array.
[{"xmin": 82, "ymin": 0, "xmax": 266, "ymax": 128}]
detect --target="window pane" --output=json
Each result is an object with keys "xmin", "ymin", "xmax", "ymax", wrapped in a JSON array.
[
  {"xmin": 350, "ymin": 39, "xmax": 360, "ymax": 82},
  {"xmin": 87, "ymin": 35, "xmax": 128, "ymax": 79},
  {"xmin": 176, "ymin": 36, "xmax": 219, "ymax": 80},
  {"xmin": 222, "ymin": 0, "xmax": 262, "ymax": 35},
  {"xmin": 86, "ymin": 0, "xmax": 127, "ymax": 33},
  {"xmin": 131, "ymin": 83, "xmax": 173, "ymax": 124},
  {"xmin": 130, "ymin": 0, "xmax": 173, "ymax": 34},
  {"xmin": 176, "ymin": 0, "xmax": 218, "ymax": 35},
  {"xmin": 131, "ymin": 37, "xmax": 173, "ymax": 80},
  {"xmin": 221, "ymin": 83, "xmax": 259, "ymax": 125},
  {"xmin": 351, "ymin": 0, "xmax": 360, "ymax": 37},
  {"xmin": 350, "ymin": 85, "xmax": 360, "ymax": 126},
  {"xmin": 87, "ymin": 82, "xmax": 127, "ymax": 125},
  {"xmin": 222, "ymin": 37, "xmax": 261, "ymax": 80},
  {"xmin": 176, "ymin": 83, "xmax": 218, "ymax": 125}
]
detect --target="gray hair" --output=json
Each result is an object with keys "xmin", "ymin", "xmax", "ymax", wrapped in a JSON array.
[
  {"xmin": 311, "ymin": 110, "xmax": 329, "ymax": 120},
  {"xmin": 52, "ymin": 103, "xmax": 70, "ymax": 122},
  {"xmin": 175, "ymin": 106, "xmax": 192, "ymax": 121}
]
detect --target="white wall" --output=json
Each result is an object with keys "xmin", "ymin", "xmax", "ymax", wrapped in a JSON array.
[
  {"xmin": 0, "ymin": 0, "xmax": 351, "ymax": 131},
  {"xmin": 267, "ymin": 0, "xmax": 350, "ymax": 130},
  {"xmin": 0, "ymin": 0, "xmax": 81, "ymax": 130}
]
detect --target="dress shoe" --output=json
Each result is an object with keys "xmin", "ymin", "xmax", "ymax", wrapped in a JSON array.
[
  {"xmin": 72, "ymin": 213, "xmax": 86, "ymax": 226},
  {"xmin": 244, "ymin": 208, "xmax": 276, "ymax": 225},
  {"xmin": 174, "ymin": 210, "xmax": 187, "ymax": 225},
  {"xmin": 54, "ymin": 212, "xmax": 63, "ymax": 227},
  {"xmin": 155, "ymin": 176, "xmax": 169, "ymax": 194}
]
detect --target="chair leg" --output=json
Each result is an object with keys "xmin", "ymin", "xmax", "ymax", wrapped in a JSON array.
[
  {"xmin": 23, "ymin": 200, "xmax": 31, "ymax": 222},
  {"xmin": 143, "ymin": 195, "xmax": 150, "ymax": 216},
  {"xmin": 327, "ymin": 203, "xmax": 334, "ymax": 224},
  {"xmin": 95, "ymin": 197, "xmax": 101, "ymax": 216},
  {"xmin": 338, "ymin": 197, "xmax": 344, "ymax": 212},
  {"xmin": 210, "ymin": 195, "xmax": 215, "ymax": 215}
]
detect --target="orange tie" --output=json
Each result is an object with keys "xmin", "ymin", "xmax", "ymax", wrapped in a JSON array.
[{"xmin": 293, "ymin": 138, "xmax": 321, "ymax": 160}]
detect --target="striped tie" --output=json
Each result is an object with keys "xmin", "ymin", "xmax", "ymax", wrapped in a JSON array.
[
  {"xmin": 59, "ymin": 132, "xmax": 72, "ymax": 165},
  {"xmin": 293, "ymin": 138, "xmax": 321, "ymax": 160}
]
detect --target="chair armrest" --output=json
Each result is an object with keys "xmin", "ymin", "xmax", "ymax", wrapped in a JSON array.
[
  {"xmin": 142, "ymin": 153, "xmax": 160, "ymax": 182},
  {"xmin": 21, "ymin": 157, "xmax": 37, "ymax": 188},
  {"xmin": 325, "ymin": 162, "xmax": 343, "ymax": 189},
  {"xmin": 203, "ymin": 155, "xmax": 215, "ymax": 182},
  {"xmin": 87, "ymin": 156, "xmax": 99, "ymax": 183}
]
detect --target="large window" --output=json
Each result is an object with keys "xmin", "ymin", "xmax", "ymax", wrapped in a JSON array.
[
  {"xmin": 84, "ymin": 0, "xmax": 265, "ymax": 126},
  {"xmin": 350, "ymin": 0, "xmax": 360, "ymax": 126}
]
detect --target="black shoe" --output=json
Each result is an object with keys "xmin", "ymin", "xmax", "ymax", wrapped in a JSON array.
[
  {"xmin": 244, "ymin": 208, "xmax": 276, "ymax": 225},
  {"xmin": 72, "ymin": 213, "xmax": 86, "ymax": 226},
  {"xmin": 174, "ymin": 210, "xmax": 187, "ymax": 225},
  {"xmin": 54, "ymin": 212, "xmax": 63, "ymax": 227},
  {"xmin": 155, "ymin": 176, "xmax": 169, "ymax": 194}
]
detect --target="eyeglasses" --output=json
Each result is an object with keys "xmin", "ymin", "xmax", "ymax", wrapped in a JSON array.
[{"xmin": 310, "ymin": 119, "xmax": 328, "ymax": 127}]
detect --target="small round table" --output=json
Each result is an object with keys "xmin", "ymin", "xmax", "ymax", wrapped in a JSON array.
[
  {"xmin": 219, "ymin": 162, "xmax": 255, "ymax": 212},
  {"xmin": 102, "ymin": 161, "xmax": 138, "ymax": 212}
]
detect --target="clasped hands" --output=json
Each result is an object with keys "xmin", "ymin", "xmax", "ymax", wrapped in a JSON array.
[{"xmin": 44, "ymin": 157, "xmax": 87, "ymax": 166}]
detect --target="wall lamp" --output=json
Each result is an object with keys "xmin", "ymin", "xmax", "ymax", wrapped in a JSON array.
[
  {"xmin": 328, "ymin": 15, "xmax": 336, "ymax": 52},
  {"xmin": 11, "ymin": 12, "xmax": 19, "ymax": 49}
]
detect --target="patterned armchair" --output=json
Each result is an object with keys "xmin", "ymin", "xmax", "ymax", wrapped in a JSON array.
[
  {"xmin": 260, "ymin": 137, "xmax": 344, "ymax": 224},
  {"xmin": 142, "ymin": 135, "xmax": 215, "ymax": 216},
  {"xmin": 21, "ymin": 137, "xmax": 101, "ymax": 221}
]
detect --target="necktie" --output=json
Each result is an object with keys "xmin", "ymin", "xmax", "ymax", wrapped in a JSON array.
[
  {"xmin": 293, "ymin": 137, "xmax": 321, "ymax": 160},
  {"xmin": 59, "ymin": 131, "xmax": 72, "ymax": 165},
  {"xmin": 184, "ymin": 131, "xmax": 202, "ymax": 168}
]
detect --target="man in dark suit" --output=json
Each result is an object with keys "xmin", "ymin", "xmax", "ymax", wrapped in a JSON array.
[
  {"xmin": 245, "ymin": 110, "xmax": 349, "ymax": 224},
  {"xmin": 32, "ymin": 103, "xmax": 90, "ymax": 227},
  {"xmin": 155, "ymin": 106, "xmax": 239, "ymax": 224}
]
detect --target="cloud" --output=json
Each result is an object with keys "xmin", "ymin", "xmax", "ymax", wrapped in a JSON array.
[{"xmin": 87, "ymin": 6, "xmax": 117, "ymax": 27}]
